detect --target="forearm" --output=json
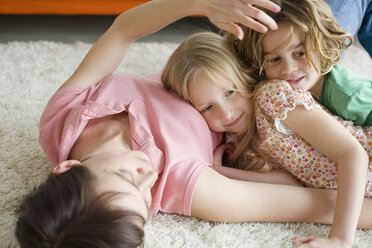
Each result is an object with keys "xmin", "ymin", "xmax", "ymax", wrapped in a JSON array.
[
  {"xmin": 284, "ymin": 105, "xmax": 371, "ymax": 244},
  {"xmin": 192, "ymin": 168, "xmax": 332, "ymax": 223},
  {"xmin": 60, "ymin": 0, "xmax": 197, "ymax": 89},
  {"xmin": 191, "ymin": 167, "xmax": 372, "ymax": 228},
  {"xmin": 60, "ymin": 0, "xmax": 281, "ymax": 89},
  {"xmin": 213, "ymin": 165, "xmax": 303, "ymax": 187},
  {"xmin": 328, "ymin": 149, "xmax": 369, "ymax": 245}
]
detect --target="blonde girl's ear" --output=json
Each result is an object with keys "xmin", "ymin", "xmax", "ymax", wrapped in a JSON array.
[{"xmin": 53, "ymin": 160, "xmax": 81, "ymax": 175}]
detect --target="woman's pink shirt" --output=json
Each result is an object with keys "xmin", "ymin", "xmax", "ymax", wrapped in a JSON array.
[{"xmin": 39, "ymin": 72, "xmax": 221, "ymax": 216}]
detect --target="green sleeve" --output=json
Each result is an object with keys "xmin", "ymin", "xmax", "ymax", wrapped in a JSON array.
[{"xmin": 321, "ymin": 65, "xmax": 372, "ymax": 126}]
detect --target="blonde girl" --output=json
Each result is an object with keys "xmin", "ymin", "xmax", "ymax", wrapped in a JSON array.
[
  {"xmin": 162, "ymin": 31, "xmax": 372, "ymax": 248},
  {"xmin": 226, "ymin": 0, "xmax": 372, "ymax": 126}
]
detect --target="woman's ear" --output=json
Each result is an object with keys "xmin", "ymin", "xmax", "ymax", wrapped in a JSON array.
[{"xmin": 53, "ymin": 160, "xmax": 81, "ymax": 175}]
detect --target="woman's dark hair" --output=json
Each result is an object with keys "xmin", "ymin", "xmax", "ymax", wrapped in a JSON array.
[{"xmin": 15, "ymin": 165, "xmax": 145, "ymax": 248}]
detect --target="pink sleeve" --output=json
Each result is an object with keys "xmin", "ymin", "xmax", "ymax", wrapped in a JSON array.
[
  {"xmin": 39, "ymin": 86, "xmax": 85, "ymax": 128},
  {"xmin": 255, "ymin": 80, "xmax": 320, "ymax": 121},
  {"xmin": 39, "ymin": 86, "xmax": 86, "ymax": 166},
  {"xmin": 154, "ymin": 162, "xmax": 209, "ymax": 216}
]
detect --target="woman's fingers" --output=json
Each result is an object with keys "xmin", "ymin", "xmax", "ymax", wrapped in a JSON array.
[
  {"xmin": 212, "ymin": 22, "xmax": 244, "ymax": 39},
  {"xmin": 199, "ymin": 0, "xmax": 280, "ymax": 35},
  {"xmin": 237, "ymin": 3, "xmax": 279, "ymax": 31},
  {"xmin": 241, "ymin": 0, "xmax": 281, "ymax": 13}
]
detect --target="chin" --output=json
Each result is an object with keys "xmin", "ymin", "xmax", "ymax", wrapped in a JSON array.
[{"xmin": 233, "ymin": 126, "xmax": 248, "ymax": 135}]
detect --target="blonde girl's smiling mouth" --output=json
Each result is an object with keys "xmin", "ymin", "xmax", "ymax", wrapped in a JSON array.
[{"xmin": 226, "ymin": 113, "xmax": 243, "ymax": 128}]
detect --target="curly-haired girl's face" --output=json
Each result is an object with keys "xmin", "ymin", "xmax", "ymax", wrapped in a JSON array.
[{"xmin": 262, "ymin": 23, "xmax": 324, "ymax": 94}]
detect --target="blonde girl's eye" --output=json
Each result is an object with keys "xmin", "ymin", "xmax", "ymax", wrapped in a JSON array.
[
  {"xmin": 201, "ymin": 105, "xmax": 213, "ymax": 113},
  {"xmin": 225, "ymin": 89, "xmax": 235, "ymax": 97}
]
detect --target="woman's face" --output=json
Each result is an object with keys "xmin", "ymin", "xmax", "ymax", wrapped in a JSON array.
[
  {"xmin": 262, "ymin": 23, "xmax": 323, "ymax": 92},
  {"xmin": 84, "ymin": 150, "xmax": 158, "ymax": 223},
  {"xmin": 188, "ymin": 72, "xmax": 254, "ymax": 134}
]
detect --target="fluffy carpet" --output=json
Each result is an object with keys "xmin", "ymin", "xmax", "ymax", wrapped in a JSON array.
[{"xmin": 0, "ymin": 39, "xmax": 371, "ymax": 248}]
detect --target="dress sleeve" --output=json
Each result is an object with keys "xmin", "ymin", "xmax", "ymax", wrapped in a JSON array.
[{"xmin": 255, "ymin": 80, "xmax": 321, "ymax": 134}]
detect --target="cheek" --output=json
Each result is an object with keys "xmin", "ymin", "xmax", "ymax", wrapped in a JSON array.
[
  {"xmin": 299, "ymin": 60, "xmax": 311, "ymax": 71},
  {"xmin": 264, "ymin": 65, "xmax": 277, "ymax": 79},
  {"xmin": 235, "ymin": 95, "xmax": 251, "ymax": 110},
  {"xmin": 308, "ymin": 68, "xmax": 321, "ymax": 83},
  {"xmin": 244, "ymin": 103, "xmax": 254, "ymax": 120},
  {"xmin": 203, "ymin": 115, "xmax": 222, "ymax": 132}
]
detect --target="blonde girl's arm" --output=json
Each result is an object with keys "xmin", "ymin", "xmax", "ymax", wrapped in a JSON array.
[
  {"xmin": 59, "ymin": 0, "xmax": 281, "ymax": 90},
  {"xmin": 284, "ymin": 106, "xmax": 368, "ymax": 247}
]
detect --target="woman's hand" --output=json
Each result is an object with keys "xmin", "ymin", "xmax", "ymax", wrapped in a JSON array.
[
  {"xmin": 197, "ymin": 0, "xmax": 280, "ymax": 39},
  {"xmin": 292, "ymin": 236, "xmax": 352, "ymax": 248}
]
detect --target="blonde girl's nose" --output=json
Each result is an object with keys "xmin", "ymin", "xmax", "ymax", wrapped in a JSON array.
[{"xmin": 220, "ymin": 104, "xmax": 234, "ymax": 120}]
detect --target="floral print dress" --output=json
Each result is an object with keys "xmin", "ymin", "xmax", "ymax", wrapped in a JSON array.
[{"xmin": 254, "ymin": 80, "xmax": 372, "ymax": 197}]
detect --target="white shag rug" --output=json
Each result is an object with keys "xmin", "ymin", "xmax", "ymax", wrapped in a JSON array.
[{"xmin": 0, "ymin": 39, "xmax": 371, "ymax": 248}]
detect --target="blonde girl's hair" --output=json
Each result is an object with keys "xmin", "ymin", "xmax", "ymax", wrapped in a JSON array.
[
  {"xmin": 162, "ymin": 31, "xmax": 271, "ymax": 172},
  {"xmin": 226, "ymin": 0, "xmax": 353, "ymax": 81}
]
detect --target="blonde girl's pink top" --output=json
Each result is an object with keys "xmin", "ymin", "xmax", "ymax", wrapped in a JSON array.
[
  {"xmin": 39, "ymin": 72, "xmax": 221, "ymax": 216},
  {"xmin": 254, "ymin": 80, "xmax": 372, "ymax": 197}
]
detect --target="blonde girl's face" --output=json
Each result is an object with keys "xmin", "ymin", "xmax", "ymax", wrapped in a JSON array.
[
  {"xmin": 188, "ymin": 72, "xmax": 254, "ymax": 134},
  {"xmin": 262, "ymin": 23, "xmax": 323, "ymax": 92}
]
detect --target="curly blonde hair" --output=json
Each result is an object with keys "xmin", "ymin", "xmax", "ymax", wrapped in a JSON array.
[{"xmin": 226, "ymin": 0, "xmax": 353, "ymax": 82}]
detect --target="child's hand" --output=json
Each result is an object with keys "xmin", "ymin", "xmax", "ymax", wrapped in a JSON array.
[
  {"xmin": 212, "ymin": 143, "xmax": 234, "ymax": 169},
  {"xmin": 292, "ymin": 236, "xmax": 351, "ymax": 248},
  {"xmin": 198, "ymin": 0, "xmax": 280, "ymax": 39},
  {"xmin": 213, "ymin": 144, "xmax": 228, "ymax": 169}
]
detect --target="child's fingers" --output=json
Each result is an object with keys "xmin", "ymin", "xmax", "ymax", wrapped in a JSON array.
[
  {"xmin": 213, "ymin": 143, "xmax": 236, "ymax": 168},
  {"xmin": 292, "ymin": 236, "xmax": 314, "ymax": 242},
  {"xmin": 213, "ymin": 144, "xmax": 228, "ymax": 167},
  {"xmin": 291, "ymin": 236, "xmax": 315, "ymax": 247}
]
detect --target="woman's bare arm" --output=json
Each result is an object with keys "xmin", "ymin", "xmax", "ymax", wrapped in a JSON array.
[
  {"xmin": 59, "ymin": 0, "xmax": 280, "ymax": 90},
  {"xmin": 191, "ymin": 167, "xmax": 372, "ymax": 229}
]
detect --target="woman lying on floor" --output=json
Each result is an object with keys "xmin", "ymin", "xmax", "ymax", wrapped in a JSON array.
[{"xmin": 15, "ymin": 0, "xmax": 372, "ymax": 247}]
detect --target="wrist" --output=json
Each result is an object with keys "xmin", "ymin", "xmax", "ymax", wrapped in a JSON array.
[
  {"xmin": 328, "ymin": 234, "xmax": 353, "ymax": 248},
  {"xmin": 186, "ymin": 0, "xmax": 208, "ymax": 16},
  {"xmin": 161, "ymin": 0, "xmax": 200, "ymax": 16}
]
